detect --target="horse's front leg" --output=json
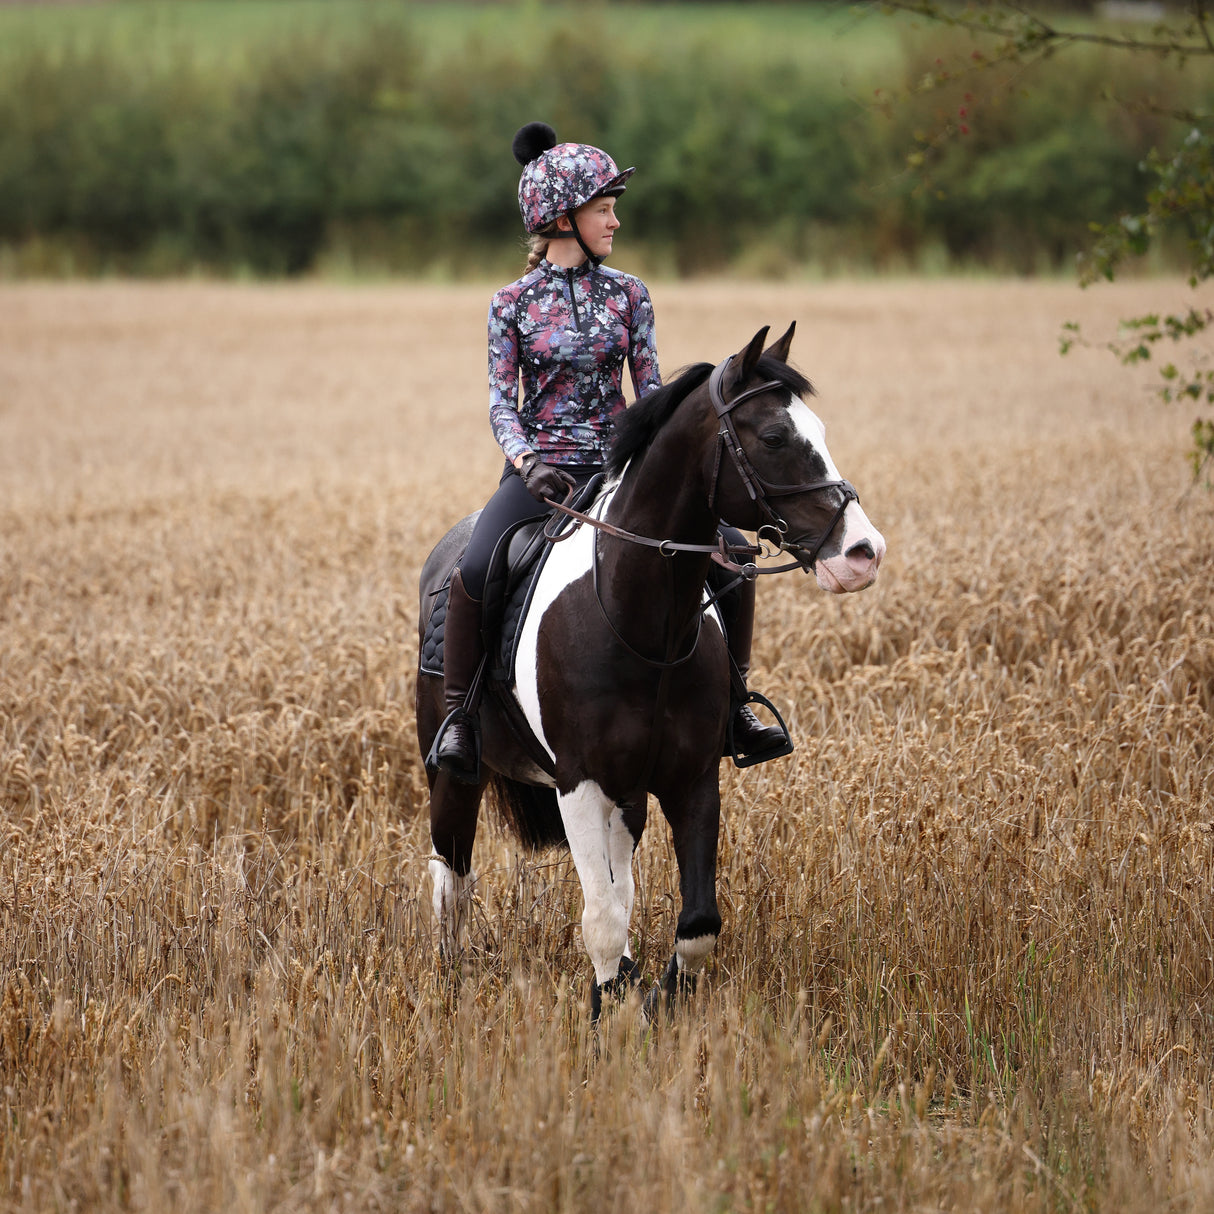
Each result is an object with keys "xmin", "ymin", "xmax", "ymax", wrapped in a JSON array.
[
  {"xmin": 559, "ymin": 781, "xmax": 647, "ymax": 1016},
  {"xmin": 655, "ymin": 766, "xmax": 724, "ymax": 1007}
]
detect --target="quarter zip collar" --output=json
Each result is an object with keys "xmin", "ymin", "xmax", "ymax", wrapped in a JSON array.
[
  {"xmin": 543, "ymin": 256, "xmax": 597, "ymax": 333},
  {"xmin": 541, "ymin": 255, "xmax": 596, "ymax": 279}
]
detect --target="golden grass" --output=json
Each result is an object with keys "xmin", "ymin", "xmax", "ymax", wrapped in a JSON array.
[{"xmin": 2, "ymin": 278, "xmax": 1213, "ymax": 1212}]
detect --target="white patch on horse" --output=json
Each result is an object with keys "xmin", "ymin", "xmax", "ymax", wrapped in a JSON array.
[
  {"xmin": 514, "ymin": 484, "xmax": 618, "ymax": 760},
  {"xmin": 785, "ymin": 392, "xmax": 887, "ymax": 592},
  {"xmin": 429, "ymin": 855, "xmax": 475, "ymax": 956},
  {"xmin": 560, "ymin": 779, "xmax": 637, "ymax": 985},
  {"xmin": 675, "ymin": 933, "xmax": 718, "ymax": 972},
  {"xmin": 786, "ymin": 394, "xmax": 844, "ymax": 481}
]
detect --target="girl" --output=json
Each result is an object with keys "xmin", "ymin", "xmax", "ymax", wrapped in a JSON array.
[{"xmin": 432, "ymin": 122, "xmax": 790, "ymax": 782}]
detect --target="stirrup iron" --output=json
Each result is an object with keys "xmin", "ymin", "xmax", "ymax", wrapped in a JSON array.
[
  {"xmin": 425, "ymin": 705, "xmax": 483, "ymax": 783},
  {"xmin": 727, "ymin": 690, "xmax": 794, "ymax": 768}
]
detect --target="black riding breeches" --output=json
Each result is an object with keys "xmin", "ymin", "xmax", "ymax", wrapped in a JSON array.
[{"xmin": 458, "ymin": 462, "xmax": 602, "ymax": 600}]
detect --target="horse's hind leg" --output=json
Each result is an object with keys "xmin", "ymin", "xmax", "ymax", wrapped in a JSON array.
[
  {"xmin": 427, "ymin": 772, "xmax": 485, "ymax": 959},
  {"xmin": 560, "ymin": 782, "xmax": 646, "ymax": 1006}
]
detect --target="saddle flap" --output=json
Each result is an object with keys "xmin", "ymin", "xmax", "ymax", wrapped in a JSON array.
[
  {"xmin": 419, "ymin": 474, "xmax": 606, "ymax": 685},
  {"xmin": 487, "ymin": 473, "xmax": 605, "ymax": 681}
]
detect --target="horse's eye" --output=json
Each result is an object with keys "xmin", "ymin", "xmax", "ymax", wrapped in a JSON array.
[{"xmin": 760, "ymin": 431, "xmax": 786, "ymax": 449}]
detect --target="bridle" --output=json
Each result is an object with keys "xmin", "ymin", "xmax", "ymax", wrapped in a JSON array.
[
  {"xmin": 705, "ymin": 355, "xmax": 858, "ymax": 572},
  {"xmin": 545, "ymin": 354, "xmax": 860, "ymax": 578}
]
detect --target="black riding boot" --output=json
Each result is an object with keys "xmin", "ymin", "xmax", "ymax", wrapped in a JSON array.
[
  {"xmin": 433, "ymin": 568, "xmax": 485, "ymax": 784},
  {"xmin": 721, "ymin": 576, "xmax": 794, "ymax": 766}
]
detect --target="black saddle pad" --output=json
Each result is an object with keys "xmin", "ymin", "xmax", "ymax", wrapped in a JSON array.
[
  {"xmin": 418, "ymin": 581, "xmax": 450, "ymax": 678},
  {"xmin": 419, "ymin": 476, "xmax": 604, "ymax": 683}
]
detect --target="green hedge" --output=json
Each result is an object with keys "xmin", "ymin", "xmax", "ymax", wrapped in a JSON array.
[{"xmin": 0, "ymin": 8, "xmax": 1207, "ymax": 277}]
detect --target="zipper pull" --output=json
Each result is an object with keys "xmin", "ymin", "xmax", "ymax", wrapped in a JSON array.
[{"xmin": 566, "ymin": 267, "xmax": 582, "ymax": 330}]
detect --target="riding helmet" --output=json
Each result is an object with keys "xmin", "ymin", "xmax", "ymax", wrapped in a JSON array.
[{"xmin": 513, "ymin": 121, "xmax": 635, "ymax": 234}]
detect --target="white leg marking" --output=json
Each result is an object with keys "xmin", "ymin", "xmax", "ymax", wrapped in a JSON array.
[
  {"xmin": 676, "ymin": 933, "xmax": 718, "ymax": 974},
  {"xmin": 560, "ymin": 780, "xmax": 637, "ymax": 985},
  {"xmin": 429, "ymin": 855, "xmax": 474, "ymax": 955},
  {"xmin": 606, "ymin": 804, "xmax": 638, "ymax": 963}
]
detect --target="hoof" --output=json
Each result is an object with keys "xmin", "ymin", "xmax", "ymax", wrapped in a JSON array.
[
  {"xmin": 642, "ymin": 953, "xmax": 697, "ymax": 1021},
  {"xmin": 590, "ymin": 955, "xmax": 642, "ymax": 1023}
]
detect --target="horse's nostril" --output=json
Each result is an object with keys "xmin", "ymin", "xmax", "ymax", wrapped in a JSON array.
[{"xmin": 848, "ymin": 540, "xmax": 876, "ymax": 562}]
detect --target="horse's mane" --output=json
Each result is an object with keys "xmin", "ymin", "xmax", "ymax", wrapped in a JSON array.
[
  {"xmin": 606, "ymin": 362, "xmax": 712, "ymax": 478},
  {"xmin": 606, "ymin": 356, "xmax": 815, "ymax": 479}
]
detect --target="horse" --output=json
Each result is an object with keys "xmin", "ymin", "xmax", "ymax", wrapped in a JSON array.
[{"xmin": 415, "ymin": 323, "xmax": 885, "ymax": 1016}]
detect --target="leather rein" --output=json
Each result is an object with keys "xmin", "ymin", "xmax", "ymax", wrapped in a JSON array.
[{"xmin": 542, "ymin": 353, "xmax": 860, "ymax": 582}]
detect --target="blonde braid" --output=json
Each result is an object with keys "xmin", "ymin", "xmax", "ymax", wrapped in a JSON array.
[{"xmin": 525, "ymin": 221, "xmax": 560, "ymax": 271}]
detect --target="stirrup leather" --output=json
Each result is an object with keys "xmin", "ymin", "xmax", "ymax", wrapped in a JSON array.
[{"xmin": 426, "ymin": 645, "xmax": 487, "ymax": 783}]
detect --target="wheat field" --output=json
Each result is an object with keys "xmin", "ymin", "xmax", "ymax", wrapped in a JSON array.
[{"xmin": 2, "ymin": 278, "xmax": 1212, "ymax": 1212}]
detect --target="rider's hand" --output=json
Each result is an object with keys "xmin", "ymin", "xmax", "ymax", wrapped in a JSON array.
[{"xmin": 519, "ymin": 453, "xmax": 575, "ymax": 504}]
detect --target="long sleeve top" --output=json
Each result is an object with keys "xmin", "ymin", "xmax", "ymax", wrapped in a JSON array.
[{"xmin": 487, "ymin": 258, "xmax": 661, "ymax": 466}]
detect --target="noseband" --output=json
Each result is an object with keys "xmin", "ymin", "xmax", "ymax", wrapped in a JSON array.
[{"xmin": 707, "ymin": 356, "xmax": 858, "ymax": 570}]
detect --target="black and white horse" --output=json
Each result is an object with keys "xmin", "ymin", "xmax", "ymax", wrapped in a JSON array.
[{"xmin": 415, "ymin": 324, "xmax": 885, "ymax": 1013}]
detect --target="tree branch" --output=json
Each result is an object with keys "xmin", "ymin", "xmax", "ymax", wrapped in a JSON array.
[
  {"xmin": 1194, "ymin": 0, "xmax": 1214, "ymax": 54},
  {"xmin": 881, "ymin": 0, "xmax": 1214, "ymax": 57}
]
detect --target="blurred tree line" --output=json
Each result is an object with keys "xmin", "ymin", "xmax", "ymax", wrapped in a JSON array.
[{"xmin": 0, "ymin": 8, "xmax": 1208, "ymax": 283}]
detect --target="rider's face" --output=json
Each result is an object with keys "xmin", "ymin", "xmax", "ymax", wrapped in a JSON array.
[{"xmin": 565, "ymin": 196, "xmax": 620, "ymax": 259}]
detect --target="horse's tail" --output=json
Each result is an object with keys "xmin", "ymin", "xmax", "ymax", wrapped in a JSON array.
[{"xmin": 487, "ymin": 775, "xmax": 567, "ymax": 850}]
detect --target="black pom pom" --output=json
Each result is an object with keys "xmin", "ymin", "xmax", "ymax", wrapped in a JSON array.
[{"xmin": 512, "ymin": 121, "xmax": 557, "ymax": 167}]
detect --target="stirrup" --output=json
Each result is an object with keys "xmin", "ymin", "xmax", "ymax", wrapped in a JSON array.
[
  {"xmin": 425, "ymin": 706, "xmax": 482, "ymax": 784},
  {"xmin": 727, "ymin": 691, "xmax": 794, "ymax": 768}
]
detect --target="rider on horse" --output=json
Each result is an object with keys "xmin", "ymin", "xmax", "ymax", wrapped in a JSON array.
[{"xmin": 431, "ymin": 121, "xmax": 793, "ymax": 784}]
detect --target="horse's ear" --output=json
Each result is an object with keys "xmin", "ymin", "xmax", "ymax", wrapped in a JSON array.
[
  {"xmin": 764, "ymin": 321, "xmax": 796, "ymax": 363},
  {"xmin": 738, "ymin": 326, "xmax": 770, "ymax": 380}
]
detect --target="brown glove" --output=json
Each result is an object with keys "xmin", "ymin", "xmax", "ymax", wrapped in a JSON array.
[{"xmin": 519, "ymin": 452, "xmax": 575, "ymax": 504}]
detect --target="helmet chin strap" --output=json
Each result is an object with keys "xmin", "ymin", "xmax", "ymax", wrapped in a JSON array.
[{"xmin": 551, "ymin": 213, "xmax": 603, "ymax": 267}]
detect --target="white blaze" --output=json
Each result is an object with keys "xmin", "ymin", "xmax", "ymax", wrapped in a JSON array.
[
  {"xmin": 785, "ymin": 393, "xmax": 885, "ymax": 593},
  {"xmin": 786, "ymin": 396, "xmax": 843, "ymax": 480}
]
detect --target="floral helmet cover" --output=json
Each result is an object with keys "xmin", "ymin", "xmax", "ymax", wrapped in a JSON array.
[{"xmin": 513, "ymin": 121, "xmax": 635, "ymax": 234}]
